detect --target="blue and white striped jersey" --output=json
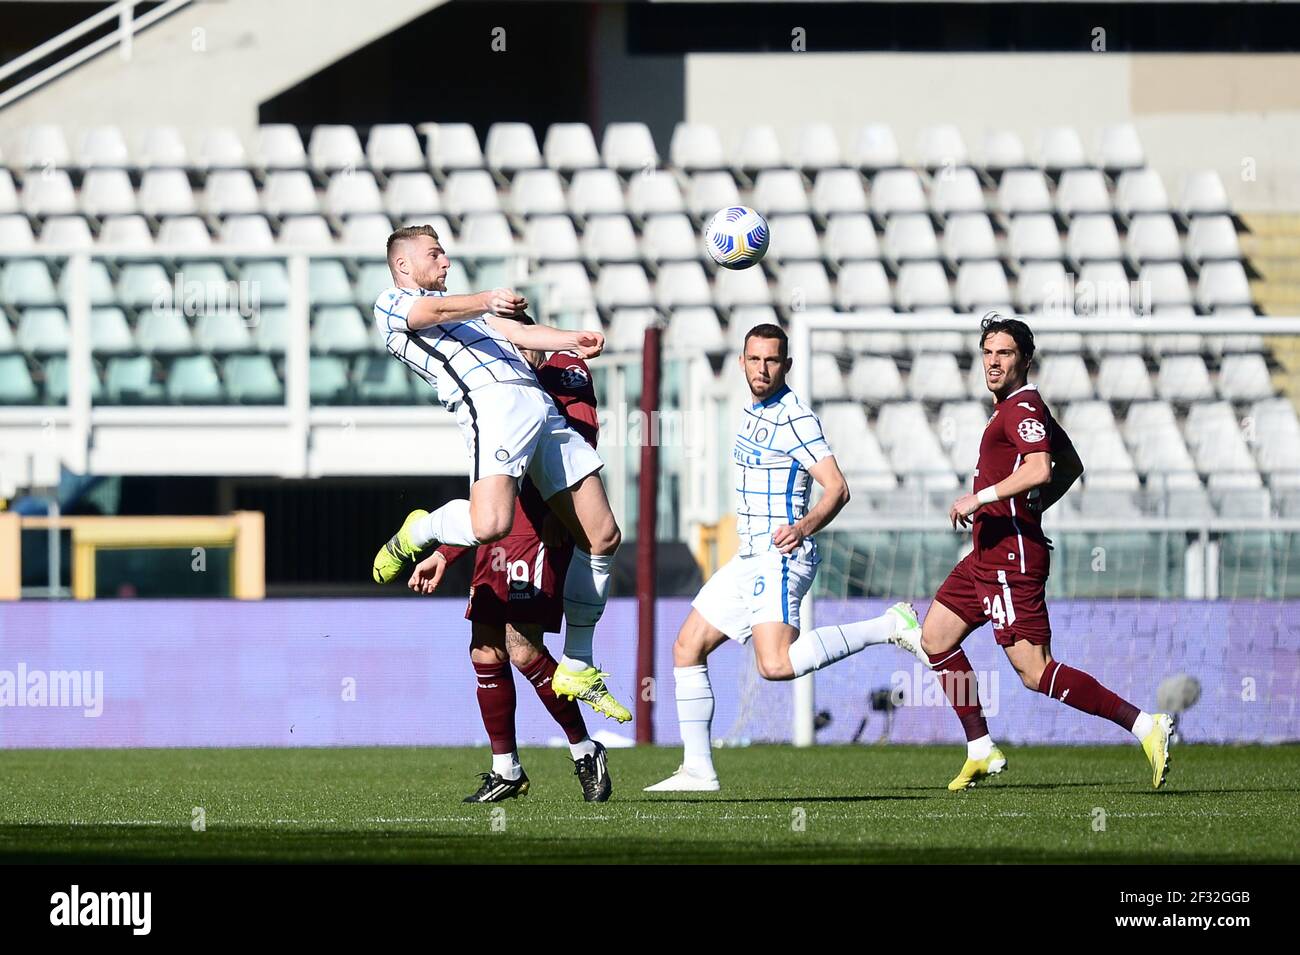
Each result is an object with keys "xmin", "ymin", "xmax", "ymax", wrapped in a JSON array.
[
  {"xmin": 373, "ymin": 286, "xmax": 537, "ymax": 409},
  {"xmin": 732, "ymin": 385, "xmax": 833, "ymax": 564}
]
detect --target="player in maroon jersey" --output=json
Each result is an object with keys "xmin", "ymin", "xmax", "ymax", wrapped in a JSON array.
[
  {"xmin": 919, "ymin": 313, "xmax": 1174, "ymax": 791},
  {"xmin": 407, "ymin": 335, "xmax": 611, "ymax": 803}
]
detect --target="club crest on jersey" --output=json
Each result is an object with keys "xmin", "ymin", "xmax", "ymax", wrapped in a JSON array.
[
  {"xmin": 1017, "ymin": 419, "xmax": 1047, "ymax": 443},
  {"xmin": 559, "ymin": 366, "xmax": 589, "ymax": 390},
  {"xmin": 495, "ymin": 448, "xmax": 510, "ymax": 461}
]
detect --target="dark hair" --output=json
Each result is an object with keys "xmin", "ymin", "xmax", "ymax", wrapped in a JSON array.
[
  {"xmin": 743, "ymin": 323, "xmax": 788, "ymax": 359},
  {"xmin": 978, "ymin": 310, "xmax": 1035, "ymax": 364}
]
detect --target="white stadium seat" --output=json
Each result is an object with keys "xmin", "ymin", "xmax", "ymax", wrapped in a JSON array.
[
  {"xmin": 77, "ymin": 126, "xmax": 130, "ymax": 168},
  {"xmin": 1015, "ymin": 260, "xmax": 1070, "ymax": 312},
  {"xmin": 80, "ymin": 169, "xmax": 138, "ymax": 218},
  {"xmin": 734, "ymin": 125, "xmax": 785, "ymax": 172},
  {"xmin": 1218, "ymin": 353, "xmax": 1273, "ymax": 402},
  {"xmin": 1125, "ymin": 214, "xmax": 1182, "ymax": 264},
  {"xmin": 1095, "ymin": 124, "xmax": 1145, "ymax": 171},
  {"xmin": 20, "ymin": 170, "xmax": 77, "ymax": 217},
  {"xmin": 640, "ymin": 214, "xmax": 698, "ymax": 262},
  {"xmin": 366, "ymin": 124, "xmax": 424, "ymax": 174},
  {"xmin": 884, "ymin": 214, "xmax": 940, "ymax": 262},
  {"xmin": 728, "ymin": 306, "xmax": 781, "ymax": 352},
  {"xmin": 908, "ymin": 352, "xmax": 966, "ymax": 402},
  {"xmin": 714, "ymin": 266, "xmax": 772, "ymax": 309},
  {"xmin": 485, "ymin": 122, "xmax": 543, "ymax": 175},
  {"xmin": 767, "ymin": 214, "xmax": 821, "ymax": 262},
  {"xmin": 309, "ymin": 126, "xmax": 365, "ymax": 173},
  {"xmin": 256, "ymin": 124, "xmax": 308, "ymax": 170},
  {"xmin": 626, "ymin": 173, "xmax": 685, "ymax": 217},
  {"xmin": 568, "ymin": 169, "xmax": 627, "ymax": 218},
  {"xmin": 896, "ymin": 261, "xmax": 952, "ymax": 309},
  {"xmin": 1078, "ymin": 262, "xmax": 1133, "ymax": 313},
  {"xmin": 1196, "ymin": 261, "xmax": 1253, "ymax": 310},
  {"xmin": 537, "ymin": 262, "xmax": 596, "ymax": 310},
  {"xmin": 777, "ymin": 261, "xmax": 834, "ymax": 309},
  {"xmin": 339, "ymin": 214, "xmax": 393, "ymax": 248},
  {"xmin": 583, "ymin": 214, "xmax": 640, "ymax": 264},
  {"xmin": 752, "ymin": 169, "xmax": 810, "ymax": 216},
  {"xmin": 791, "ymin": 123, "xmax": 843, "ymax": 171},
  {"xmin": 139, "ymin": 169, "xmax": 197, "ymax": 217},
  {"xmin": 1156, "ymin": 354, "xmax": 1215, "ymax": 401},
  {"xmin": 937, "ymin": 400, "xmax": 988, "ymax": 474},
  {"xmin": 509, "ymin": 168, "xmax": 568, "ymax": 217},
  {"xmin": 929, "ymin": 167, "xmax": 985, "ymax": 217},
  {"xmin": 670, "ymin": 123, "xmax": 726, "ymax": 172},
  {"xmin": 0, "ymin": 170, "xmax": 16, "ymax": 214},
  {"xmin": 157, "ymin": 216, "xmax": 212, "ymax": 249},
  {"xmin": 1186, "ymin": 401, "xmax": 1257, "ymax": 479},
  {"xmin": 543, "ymin": 123, "xmax": 601, "ymax": 172},
  {"xmin": 917, "ymin": 124, "xmax": 969, "ymax": 169},
  {"xmin": 997, "ymin": 170, "xmax": 1053, "ymax": 216},
  {"xmin": 1008, "ymin": 214, "xmax": 1063, "ymax": 262},
  {"xmin": 596, "ymin": 263, "xmax": 654, "ymax": 310},
  {"xmin": 819, "ymin": 403, "xmax": 894, "ymax": 482},
  {"xmin": 836, "ymin": 261, "xmax": 893, "ymax": 309},
  {"xmin": 426, "ymin": 123, "xmax": 485, "ymax": 174},
  {"xmin": 38, "ymin": 215, "xmax": 92, "ymax": 248},
  {"xmin": 1251, "ymin": 398, "xmax": 1300, "ymax": 474},
  {"xmin": 870, "ymin": 169, "xmax": 928, "ymax": 217},
  {"xmin": 666, "ymin": 306, "xmax": 726, "ymax": 353},
  {"xmin": 1097, "ymin": 354, "xmax": 1154, "ymax": 401},
  {"xmin": 1036, "ymin": 353, "xmax": 1094, "ymax": 402},
  {"xmin": 205, "ymin": 170, "xmax": 261, "ymax": 217},
  {"xmin": 459, "ymin": 213, "xmax": 517, "ymax": 258},
  {"xmin": 1124, "ymin": 401, "xmax": 1196, "ymax": 476},
  {"xmin": 443, "ymin": 170, "xmax": 501, "ymax": 216},
  {"xmin": 197, "ymin": 127, "xmax": 247, "ymax": 170},
  {"xmin": 384, "ymin": 172, "xmax": 441, "ymax": 219},
  {"xmin": 1187, "ymin": 216, "xmax": 1240, "ymax": 263},
  {"xmin": 656, "ymin": 261, "xmax": 714, "ymax": 309},
  {"xmin": 1055, "ymin": 170, "xmax": 1112, "ymax": 218},
  {"xmin": 854, "ymin": 123, "xmax": 901, "ymax": 171},
  {"xmin": 607, "ymin": 308, "xmax": 656, "ymax": 352},
  {"xmin": 279, "ymin": 215, "xmax": 334, "ymax": 245},
  {"xmin": 1139, "ymin": 263, "xmax": 1193, "ymax": 308},
  {"xmin": 602, "ymin": 122, "xmax": 659, "ymax": 174},
  {"xmin": 1067, "ymin": 214, "xmax": 1122, "ymax": 263},
  {"xmin": 220, "ymin": 215, "xmax": 276, "ymax": 248},
  {"xmin": 1115, "ymin": 168, "xmax": 1170, "ymax": 217},
  {"xmin": 137, "ymin": 126, "xmax": 188, "ymax": 169},
  {"xmin": 955, "ymin": 261, "xmax": 1012, "ymax": 311},
  {"xmin": 823, "ymin": 213, "xmax": 881, "ymax": 262},
  {"xmin": 1180, "ymin": 171, "xmax": 1230, "ymax": 217},
  {"xmin": 847, "ymin": 356, "xmax": 904, "ymax": 403},
  {"xmin": 19, "ymin": 125, "xmax": 71, "ymax": 169},
  {"xmin": 811, "ymin": 169, "xmax": 868, "ymax": 217},
  {"xmin": 1037, "ymin": 126, "xmax": 1088, "ymax": 170},
  {"xmin": 981, "ymin": 130, "xmax": 1028, "ymax": 172},
  {"xmin": 263, "ymin": 171, "xmax": 320, "ymax": 217},
  {"xmin": 688, "ymin": 171, "xmax": 742, "ymax": 218},
  {"xmin": 0, "ymin": 214, "xmax": 35, "ymax": 250},
  {"xmin": 943, "ymin": 213, "xmax": 998, "ymax": 262}
]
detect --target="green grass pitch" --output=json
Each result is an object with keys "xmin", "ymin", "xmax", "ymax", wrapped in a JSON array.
[{"xmin": 1, "ymin": 745, "xmax": 1296, "ymax": 863}]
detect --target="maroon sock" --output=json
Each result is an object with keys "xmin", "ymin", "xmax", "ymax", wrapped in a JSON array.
[
  {"xmin": 473, "ymin": 661, "xmax": 517, "ymax": 755},
  {"xmin": 518, "ymin": 649, "xmax": 589, "ymax": 745},
  {"xmin": 1038, "ymin": 660, "xmax": 1139, "ymax": 732},
  {"xmin": 926, "ymin": 647, "xmax": 989, "ymax": 742}
]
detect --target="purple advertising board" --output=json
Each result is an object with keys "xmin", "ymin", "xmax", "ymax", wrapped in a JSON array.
[{"xmin": 0, "ymin": 598, "xmax": 1296, "ymax": 748}]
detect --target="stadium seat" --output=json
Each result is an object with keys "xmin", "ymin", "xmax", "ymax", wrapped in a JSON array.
[
  {"xmin": 1157, "ymin": 354, "xmax": 1214, "ymax": 401},
  {"xmin": 776, "ymin": 261, "xmax": 834, "ymax": 309},
  {"xmin": 0, "ymin": 355, "xmax": 38, "ymax": 404},
  {"xmin": 204, "ymin": 170, "xmax": 261, "ymax": 217},
  {"xmin": 1097, "ymin": 354, "xmax": 1154, "ymax": 401},
  {"xmin": 312, "ymin": 305, "xmax": 373, "ymax": 353},
  {"xmin": 583, "ymin": 214, "xmax": 640, "ymax": 264},
  {"xmin": 670, "ymin": 123, "xmax": 726, "ymax": 172},
  {"xmin": 727, "ymin": 305, "xmax": 780, "ymax": 352},
  {"xmin": 41, "ymin": 355, "xmax": 102, "ymax": 405},
  {"xmin": 536, "ymin": 262, "xmax": 596, "ymax": 310},
  {"xmin": 354, "ymin": 262, "xmax": 391, "ymax": 307},
  {"xmin": 1036, "ymin": 353, "xmax": 1093, "ymax": 401},
  {"xmin": 1095, "ymin": 124, "xmax": 1145, "ymax": 171},
  {"xmin": 135, "ymin": 307, "xmax": 195, "ymax": 354},
  {"xmin": 257, "ymin": 125, "xmax": 308, "ymax": 170},
  {"xmin": 1123, "ymin": 401, "xmax": 1195, "ymax": 475},
  {"xmin": 308, "ymin": 126, "xmax": 365, "ymax": 174},
  {"xmin": 459, "ymin": 213, "xmax": 516, "ymax": 258},
  {"xmin": 1187, "ymin": 401, "xmax": 1258, "ymax": 480},
  {"xmin": 1067, "ymin": 214, "xmax": 1122, "ymax": 263},
  {"xmin": 595, "ymin": 263, "xmax": 654, "ymax": 310},
  {"xmin": 1139, "ymin": 263, "xmax": 1193, "ymax": 308},
  {"xmin": 38, "ymin": 214, "xmax": 92, "ymax": 248},
  {"xmin": 1075, "ymin": 486, "xmax": 1143, "ymax": 518},
  {"xmin": 1026, "ymin": 313, "xmax": 1084, "ymax": 354},
  {"xmin": 896, "ymin": 261, "xmax": 951, "ymax": 309},
  {"xmin": 1251, "ymin": 398, "xmax": 1300, "ymax": 474},
  {"xmin": 365, "ymin": 124, "xmax": 424, "ymax": 174},
  {"xmin": 916, "ymin": 125, "xmax": 968, "ymax": 170},
  {"xmin": 0, "ymin": 170, "xmax": 17, "ymax": 214},
  {"xmin": 16, "ymin": 307, "xmax": 69, "ymax": 356},
  {"xmin": 2, "ymin": 260, "xmax": 59, "ymax": 307},
  {"xmin": 929, "ymin": 167, "xmax": 985, "ymax": 218},
  {"xmin": 325, "ymin": 172, "xmax": 384, "ymax": 218},
  {"xmin": 220, "ymin": 215, "xmax": 276, "ymax": 248},
  {"xmin": 905, "ymin": 312, "xmax": 967, "ymax": 357},
  {"xmin": 666, "ymin": 306, "xmax": 726, "ymax": 353},
  {"xmin": 103, "ymin": 355, "xmax": 162, "ymax": 403},
  {"xmin": 854, "ymin": 124, "xmax": 901, "ymax": 171},
  {"xmin": 601, "ymin": 122, "xmax": 659, "ymax": 174},
  {"xmin": 1115, "ymin": 168, "xmax": 1170, "ymax": 218},
  {"xmin": 1125, "ymin": 214, "xmax": 1181, "ymax": 264},
  {"xmin": 823, "ymin": 213, "xmax": 881, "ymax": 262},
  {"xmin": 567, "ymin": 169, "xmax": 626, "ymax": 218},
  {"xmin": 21, "ymin": 170, "xmax": 78, "ymax": 218},
  {"xmin": 509, "ymin": 168, "xmax": 568, "ymax": 217},
  {"xmin": 354, "ymin": 353, "xmax": 415, "ymax": 403},
  {"xmin": 1014, "ymin": 260, "xmax": 1070, "ymax": 312},
  {"xmin": 808, "ymin": 353, "xmax": 847, "ymax": 400},
  {"xmin": 626, "ymin": 173, "xmax": 685, "ymax": 218},
  {"xmin": 309, "ymin": 260, "xmax": 354, "ymax": 305},
  {"xmin": 99, "ymin": 214, "xmax": 154, "ymax": 248},
  {"xmin": 656, "ymin": 262, "xmax": 713, "ymax": 309},
  {"xmin": 442, "ymin": 170, "xmax": 501, "ymax": 217},
  {"xmin": 714, "ymin": 264, "xmax": 772, "ymax": 309},
  {"xmin": 60, "ymin": 260, "xmax": 115, "ymax": 307},
  {"xmin": 166, "ymin": 354, "xmax": 224, "ymax": 402},
  {"xmin": 752, "ymin": 169, "xmax": 810, "ymax": 216},
  {"xmin": 937, "ymin": 400, "xmax": 987, "ymax": 473},
  {"xmin": 870, "ymin": 169, "xmax": 927, "ymax": 217},
  {"xmin": 811, "ymin": 169, "xmax": 868, "ymax": 218},
  {"xmin": 878, "ymin": 403, "xmax": 950, "ymax": 473},
  {"xmin": 81, "ymin": 169, "xmax": 138, "ymax": 218},
  {"xmin": 91, "ymin": 307, "xmax": 134, "ymax": 354},
  {"xmin": 1037, "ymin": 126, "xmax": 1088, "ymax": 171},
  {"xmin": 382, "ymin": 172, "xmax": 441, "ymax": 220},
  {"xmin": 640, "ymin": 214, "xmax": 697, "ymax": 262},
  {"xmin": 791, "ymin": 123, "xmax": 843, "ymax": 171},
  {"xmin": 77, "ymin": 126, "xmax": 130, "ymax": 168},
  {"xmin": 222, "ymin": 354, "xmax": 283, "ymax": 404},
  {"xmin": 424, "ymin": 123, "xmax": 485, "ymax": 177},
  {"xmin": 981, "ymin": 130, "xmax": 1028, "ymax": 172},
  {"xmin": 943, "ymin": 213, "xmax": 998, "ymax": 262},
  {"xmin": 1180, "ymin": 171, "xmax": 1230, "ymax": 217},
  {"xmin": 1055, "ymin": 170, "xmax": 1111, "ymax": 218},
  {"xmin": 263, "ymin": 171, "xmax": 321, "ymax": 217},
  {"xmin": 251, "ymin": 306, "xmax": 289, "ymax": 354},
  {"xmin": 18, "ymin": 125, "xmax": 71, "ymax": 169},
  {"xmin": 819, "ymin": 402, "xmax": 894, "ymax": 481},
  {"xmin": 526, "ymin": 215, "xmax": 580, "ymax": 262},
  {"xmin": 1196, "ymin": 261, "xmax": 1253, "ymax": 310},
  {"xmin": 884, "ymin": 214, "xmax": 940, "ymax": 262},
  {"xmin": 114, "ymin": 261, "xmax": 167, "ymax": 308},
  {"xmin": 734, "ymin": 125, "xmax": 785, "ymax": 173},
  {"xmin": 0, "ymin": 214, "xmax": 35, "ymax": 249},
  {"xmin": 767, "ymin": 214, "xmax": 821, "ymax": 262},
  {"xmin": 955, "ymin": 261, "xmax": 1011, "ymax": 311},
  {"xmin": 157, "ymin": 216, "xmax": 212, "ymax": 249},
  {"xmin": 196, "ymin": 127, "xmax": 247, "ymax": 170},
  {"xmin": 908, "ymin": 352, "xmax": 966, "ymax": 402},
  {"xmin": 1218, "ymin": 353, "xmax": 1273, "ymax": 402},
  {"xmin": 1187, "ymin": 216, "xmax": 1240, "ymax": 263},
  {"xmin": 1008, "ymin": 214, "xmax": 1062, "ymax": 262},
  {"xmin": 340, "ymin": 214, "xmax": 393, "ymax": 248},
  {"xmin": 997, "ymin": 170, "xmax": 1053, "ymax": 216},
  {"xmin": 308, "ymin": 355, "xmax": 351, "ymax": 403},
  {"xmin": 543, "ymin": 123, "xmax": 601, "ymax": 172},
  {"xmin": 1215, "ymin": 486, "xmax": 1271, "ymax": 518},
  {"xmin": 689, "ymin": 171, "xmax": 742, "ymax": 218}
]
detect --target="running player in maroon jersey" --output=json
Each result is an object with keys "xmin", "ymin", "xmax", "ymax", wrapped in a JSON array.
[
  {"xmin": 920, "ymin": 313, "xmax": 1174, "ymax": 790},
  {"xmin": 407, "ymin": 337, "xmax": 611, "ymax": 803}
]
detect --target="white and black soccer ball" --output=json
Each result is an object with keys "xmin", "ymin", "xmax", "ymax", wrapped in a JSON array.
[{"xmin": 704, "ymin": 206, "xmax": 769, "ymax": 270}]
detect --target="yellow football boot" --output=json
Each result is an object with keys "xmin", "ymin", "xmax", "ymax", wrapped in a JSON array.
[
  {"xmin": 372, "ymin": 508, "xmax": 428, "ymax": 584},
  {"xmin": 552, "ymin": 663, "xmax": 632, "ymax": 723},
  {"xmin": 1141, "ymin": 714, "xmax": 1174, "ymax": 789},
  {"xmin": 947, "ymin": 746, "xmax": 1008, "ymax": 791}
]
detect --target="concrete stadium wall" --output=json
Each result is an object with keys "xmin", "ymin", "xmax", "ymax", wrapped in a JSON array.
[
  {"xmin": 0, "ymin": 597, "xmax": 1295, "ymax": 748},
  {"xmin": 685, "ymin": 53, "xmax": 1300, "ymax": 211}
]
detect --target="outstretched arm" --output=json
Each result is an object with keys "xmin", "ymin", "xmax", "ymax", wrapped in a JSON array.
[
  {"xmin": 485, "ymin": 315, "xmax": 606, "ymax": 360},
  {"xmin": 405, "ymin": 288, "xmax": 529, "ymax": 331}
]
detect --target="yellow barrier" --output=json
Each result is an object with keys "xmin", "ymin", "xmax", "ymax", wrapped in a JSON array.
[{"xmin": 0, "ymin": 512, "xmax": 264, "ymax": 600}]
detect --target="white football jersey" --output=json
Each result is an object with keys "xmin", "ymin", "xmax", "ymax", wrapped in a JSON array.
[
  {"xmin": 732, "ymin": 385, "xmax": 833, "ymax": 563},
  {"xmin": 373, "ymin": 286, "xmax": 537, "ymax": 409}
]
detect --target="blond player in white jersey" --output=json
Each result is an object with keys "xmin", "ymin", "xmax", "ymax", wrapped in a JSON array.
[
  {"xmin": 646, "ymin": 324, "xmax": 928, "ymax": 792},
  {"xmin": 370, "ymin": 224, "xmax": 627, "ymax": 722}
]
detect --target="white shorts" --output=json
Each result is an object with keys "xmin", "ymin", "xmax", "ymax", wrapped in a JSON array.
[
  {"xmin": 691, "ymin": 551, "xmax": 817, "ymax": 644},
  {"xmin": 455, "ymin": 382, "xmax": 604, "ymax": 499}
]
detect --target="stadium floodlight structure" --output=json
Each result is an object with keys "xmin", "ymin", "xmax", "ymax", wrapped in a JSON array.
[{"xmin": 774, "ymin": 308, "xmax": 1300, "ymax": 747}]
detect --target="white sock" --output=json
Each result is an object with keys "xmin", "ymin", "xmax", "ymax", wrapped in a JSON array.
[
  {"xmin": 413, "ymin": 499, "xmax": 477, "ymax": 548},
  {"xmin": 569, "ymin": 738, "xmax": 597, "ymax": 760},
  {"xmin": 786, "ymin": 613, "xmax": 897, "ymax": 677},
  {"xmin": 561, "ymin": 549, "xmax": 612, "ymax": 667},
  {"xmin": 675, "ymin": 665, "xmax": 716, "ymax": 777},
  {"xmin": 1131, "ymin": 711, "xmax": 1155, "ymax": 741},
  {"xmin": 492, "ymin": 751, "xmax": 521, "ymax": 780},
  {"xmin": 967, "ymin": 734, "xmax": 994, "ymax": 760}
]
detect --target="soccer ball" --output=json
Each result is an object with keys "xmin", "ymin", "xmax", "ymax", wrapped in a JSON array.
[{"xmin": 704, "ymin": 206, "xmax": 769, "ymax": 270}]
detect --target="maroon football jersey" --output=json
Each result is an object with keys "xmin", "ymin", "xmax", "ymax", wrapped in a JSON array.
[{"xmin": 971, "ymin": 383, "xmax": 1076, "ymax": 578}]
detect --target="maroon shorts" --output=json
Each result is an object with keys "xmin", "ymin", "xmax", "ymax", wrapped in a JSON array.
[
  {"xmin": 933, "ymin": 552, "xmax": 1052, "ymax": 647},
  {"xmin": 465, "ymin": 535, "xmax": 573, "ymax": 633}
]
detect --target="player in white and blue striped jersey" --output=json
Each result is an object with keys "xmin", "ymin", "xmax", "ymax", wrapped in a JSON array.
[
  {"xmin": 646, "ymin": 323, "xmax": 927, "ymax": 792},
  {"xmin": 369, "ymin": 224, "xmax": 629, "ymax": 723}
]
